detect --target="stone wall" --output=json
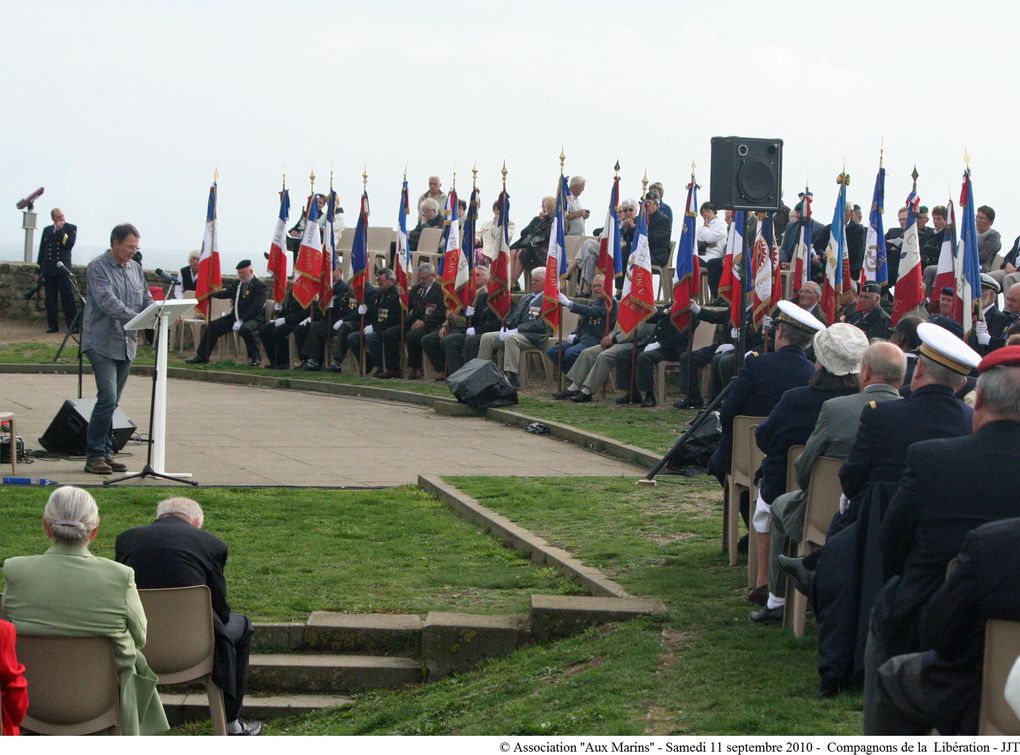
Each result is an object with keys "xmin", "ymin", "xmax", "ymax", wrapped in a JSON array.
[{"xmin": 0, "ymin": 261, "xmax": 237, "ymax": 324}]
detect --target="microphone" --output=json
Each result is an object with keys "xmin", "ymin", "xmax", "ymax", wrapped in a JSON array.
[
  {"xmin": 56, "ymin": 261, "xmax": 70, "ymax": 274},
  {"xmin": 154, "ymin": 268, "xmax": 182, "ymax": 285}
]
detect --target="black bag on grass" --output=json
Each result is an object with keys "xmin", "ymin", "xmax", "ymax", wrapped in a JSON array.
[{"xmin": 446, "ymin": 359, "xmax": 518, "ymax": 410}]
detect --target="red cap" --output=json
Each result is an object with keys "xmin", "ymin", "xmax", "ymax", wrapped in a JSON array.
[{"xmin": 977, "ymin": 345, "xmax": 1020, "ymax": 372}]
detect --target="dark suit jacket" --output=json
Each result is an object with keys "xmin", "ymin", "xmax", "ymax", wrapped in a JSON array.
[
  {"xmin": 115, "ymin": 516, "xmax": 231, "ymax": 624},
  {"xmin": 212, "ymin": 277, "xmax": 268, "ymax": 323},
  {"xmin": 505, "ymin": 291, "xmax": 550, "ymax": 342},
  {"xmin": 408, "ymin": 282, "xmax": 445, "ymax": 329},
  {"xmin": 874, "ymin": 421, "xmax": 1020, "ymax": 656},
  {"xmin": 36, "ymin": 223, "xmax": 77, "ymax": 275},
  {"xmin": 369, "ymin": 285, "xmax": 402, "ymax": 330},
  {"xmin": 839, "ymin": 384, "xmax": 972, "ymax": 505}
]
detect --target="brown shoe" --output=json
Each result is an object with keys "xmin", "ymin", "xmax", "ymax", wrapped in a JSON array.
[
  {"xmin": 105, "ymin": 457, "xmax": 128, "ymax": 472},
  {"xmin": 433, "ymin": 372, "xmax": 447, "ymax": 381},
  {"xmin": 378, "ymin": 369, "xmax": 400, "ymax": 379},
  {"xmin": 84, "ymin": 457, "xmax": 113, "ymax": 475}
]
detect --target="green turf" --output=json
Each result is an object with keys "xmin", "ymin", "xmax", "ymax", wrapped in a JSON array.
[{"xmin": 0, "ymin": 485, "xmax": 582, "ymax": 620}]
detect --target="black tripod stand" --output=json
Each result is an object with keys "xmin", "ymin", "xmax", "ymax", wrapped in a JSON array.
[
  {"xmin": 53, "ymin": 274, "xmax": 88, "ymax": 399},
  {"xmin": 106, "ymin": 284, "xmax": 198, "ymax": 487}
]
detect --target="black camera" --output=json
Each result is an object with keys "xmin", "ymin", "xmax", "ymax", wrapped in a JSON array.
[{"xmin": 23, "ymin": 280, "xmax": 44, "ymax": 300}]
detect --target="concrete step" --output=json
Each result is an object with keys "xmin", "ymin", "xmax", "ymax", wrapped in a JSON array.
[
  {"xmin": 161, "ymin": 692, "xmax": 355, "ymax": 726},
  {"xmin": 304, "ymin": 612, "xmax": 423, "ymax": 657},
  {"xmin": 248, "ymin": 653, "xmax": 423, "ymax": 694}
]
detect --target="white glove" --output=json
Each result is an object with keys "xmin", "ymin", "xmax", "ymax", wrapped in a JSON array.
[
  {"xmin": 466, "ymin": 327, "xmax": 476, "ymax": 336},
  {"xmin": 274, "ymin": 317, "xmax": 285, "ymax": 327},
  {"xmin": 557, "ymin": 292, "xmax": 571, "ymax": 306},
  {"xmin": 358, "ymin": 304, "xmax": 368, "ymax": 315},
  {"xmin": 744, "ymin": 350, "xmax": 755, "ymax": 360},
  {"xmin": 499, "ymin": 328, "xmax": 518, "ymax": 342},
  {"xmin": 363, "ymin": 324, "xmax": 374, "ymax": 336},
  {"xmin": 567, "ymin": 333, "xmax": 577, "ymax": 344},
  {"xmin": 762, "ymin": 315, "xmax": 774, "ymax": 329},
  {"xmin": 232, "ymin": 321, "xmax": 241, "ymax": 332},
  {"xmin": 730, "ymin": 327, "xmax": 740, "ymax": 340},
  {"xmin": 690, "ymin": 302, "xmax": 701, "ymax": 315},
  {"xmin": 465, "ymin": 306, "xmax": 475, "ymax": 317},
  {"xmin": 975, "ymin": 319, "xmax": 990, "ymax": 346},
  {"xmin": 714, "ymin": 343, "xmax": 735, "ymax": 355},
  {"xmin": 839, "ymin": 493, "xmax": 850, "ymax": 515},
  {"xmin": 273, "ymin": 302, "xmax": 282, "ymax": 312},
  {"xmin": 643, "ymin": 341, "xmax": 661, "ymax": 353},
  {"xmin": 300, "ymin": 317, "xmax": 311, "ymax": 326},
  {"xmin": 333, "ymin": 319, "xmax": 343, "ymax": 332}
]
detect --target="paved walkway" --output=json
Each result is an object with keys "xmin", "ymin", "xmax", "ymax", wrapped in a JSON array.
[{"xmin": 0, "ymin": 374, "xmax": 639, "ymax": 487}]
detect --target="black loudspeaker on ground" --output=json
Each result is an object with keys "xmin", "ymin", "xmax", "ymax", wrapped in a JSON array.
[
  {"xmin": 709, "ymin": 136, "xmax": 784, "ymax": 212},
  {"xmin": 39, "ymin": 399, "xmax": 137, "ymax": 455}
]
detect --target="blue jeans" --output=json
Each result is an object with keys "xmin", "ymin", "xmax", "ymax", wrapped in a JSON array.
[
  {"xmin": 85, "ymin": 349, "xmax": 132, "ymax": 459},
  {"xmin": 347, "ymin": 331, "xmax": 383, "ymax": 372}
]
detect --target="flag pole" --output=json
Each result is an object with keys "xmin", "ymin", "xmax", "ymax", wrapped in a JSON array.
[
  {"xmin": 399, "ymin": 165, "xmax": 408, "ymax": 379},
  {"xmin": 469, "ymin": 160, "xmax": 478, "ymax": 332},
  {"xmin": 684, "ymin": 160, "xmax": 697, "ymax": 401},
  {"xmin": 606, "ymin": 160, "xmax": 620, "ymax": 339},
  {"xmin": 308, "ymin": 168, "xmax": 318, "ymax": 331},
  {"xmin": 360, "ymin": 166, "xmax": 369, "ymax": 376},
  {"xmin": 500, "ymin": 160, "xmax": 509, "ymax": 329},
  {"xmin": 204, "ymin": 169, "xmax": 218, "ymax": 362},
  {"xmin": 558, "ymin": 148, "xmax": 566, "ymax": 393},
  {"xmin": 325, "ymin": 168, "xmax": 334, "ymax": 369}
]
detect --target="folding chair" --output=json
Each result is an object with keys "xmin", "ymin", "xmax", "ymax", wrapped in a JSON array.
[
  {"xmin": 979, "ymin": 620, "xmax": 1020, "ymax": 734},
  {"xmin": 724, "ymin": 415, "xmax": 766, "ymax": 566}
]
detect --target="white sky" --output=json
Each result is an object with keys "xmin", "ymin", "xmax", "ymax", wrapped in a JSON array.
[{"xmin": 3, "ymin": 0, "xmax": 1018, "ymax": 269}]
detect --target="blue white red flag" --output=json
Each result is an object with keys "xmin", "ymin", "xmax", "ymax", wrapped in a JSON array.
[
  {"xmin": 266, "ymin": 188, "xmax": 290, "ymax": 304},
  {"xmin": 395, "ymin": 180, "xmax": 411, "ymax": 311},
  {"xmin": 441, "ymin": 189, "xmax": 467, "ymax": 313},
  {"xmin": 752, "ymin": 214, "xmax": 777, "ymax": 327},
  {"xmin": 351, "ymin": 192, "xmax": 370, "ymax": 304},
  {"xmin": 617, "ymin": 205, "xmax": 656, "ymax": 335},
  {"xmin": 540, "ymin": 177, "xmax": 569, "ymax": 329},
  {"xmin": 487, "ymin": 190, "xmax": 513, "ymax": 321},
  {"xmin": 292, "ymin": 195, "xmax": 323, "ymax": 308},
  {"xmin": 460, "ymin": 187, "xmax": 479, "ymax": 309},
  {"xmin": 958, "ymin": 169, "xmax": 984, "ymax": 336},
  {"xmin": 317, "ymin": 189, "xmax": 338, "ymax": 314},
  {"xmin": 718, "ymin": 210, "xmax": 746, "ymax": 327},
  {"xmin": 822, "ymin": 176, "xmax": 848, "ymax": 324},
  {"xmin": 596, "ymin": 175, "xmax": 622, "ymax": 284},
  {"xmin": 892, "ymin": 188, "xmax": 924, "ymax": 325},
  {"xmin": 195, "ymin": 183, "xmax": 222, "ymax": 317},
  {"xmin": 670, "ymin": 177, "xmax": 700, "ymax": 332},
  {"xmin": 792, "ymin": 190, "xmax": 813, "ymax": 294}
]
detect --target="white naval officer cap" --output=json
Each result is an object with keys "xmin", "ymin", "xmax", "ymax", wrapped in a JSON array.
[
  {"xmin": 775, "ymin": 299, "xmax": 825, "ymax": 334},
  {"xmin": 916, "ymin": 321, "xmax": 981, "ymax": 375}
]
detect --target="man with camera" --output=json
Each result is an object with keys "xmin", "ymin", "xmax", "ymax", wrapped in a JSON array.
[{"xmin": 36, "ymin": 207, "xmax": 78, "ymax": 333}]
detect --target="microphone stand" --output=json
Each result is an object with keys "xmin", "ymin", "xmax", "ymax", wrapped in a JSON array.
[
  {"xmin": 106, "ymin": 278, "xmax": 198, "ymax": 487},
  {"xmin": 53, "ymin": 266, "xmax": 88, "ymax": 399}
]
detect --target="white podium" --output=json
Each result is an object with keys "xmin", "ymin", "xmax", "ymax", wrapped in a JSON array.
[{"xmin": 124, "ymin": 299, "xmax": 196, "ymax": 478}]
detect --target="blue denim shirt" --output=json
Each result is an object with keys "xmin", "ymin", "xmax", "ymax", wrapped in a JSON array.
[{"xmin": 81, "ymin": 251, "xmax": 153, "ymax": 361}]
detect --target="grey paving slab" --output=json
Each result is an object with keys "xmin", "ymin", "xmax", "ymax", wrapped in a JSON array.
[{"xmin": 0, "ymin": 374, "xmax": 639, "ymax": 487}]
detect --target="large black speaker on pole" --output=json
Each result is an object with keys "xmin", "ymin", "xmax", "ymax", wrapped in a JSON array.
[
  {"xmin": 39, "ymin": 398, "xmax": 136, "ymax": 454},
  {"xmin": 709, "ymin": 136, "xmax": 784, "ymax": 211}
]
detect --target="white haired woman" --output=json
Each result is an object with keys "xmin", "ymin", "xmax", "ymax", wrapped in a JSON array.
[{"xmin": 1, "ymin": 486, "xmax": 169, "ymax": 735}]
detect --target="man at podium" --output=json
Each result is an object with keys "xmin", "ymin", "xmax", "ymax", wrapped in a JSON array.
[{"xmin": 80, "ymin": 223, "xmax": 152, "ymax": 475}]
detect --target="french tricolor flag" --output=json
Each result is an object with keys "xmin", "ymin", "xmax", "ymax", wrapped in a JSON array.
[
  {"xmin": 266, "ymin": 188, "xmax": 290, "ymax": 304},
  {"xmin": 195, "ymin": 183, "xmax": 222, "ymax": 317}
]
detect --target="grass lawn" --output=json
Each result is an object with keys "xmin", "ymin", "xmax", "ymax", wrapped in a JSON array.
[
  {"xmin": 0, "ymin": 485, "xmax": 582, "ymax": 619},
  {"xmin": 268, "ymin": 477, "xmax": 861, "ymax": 736}
]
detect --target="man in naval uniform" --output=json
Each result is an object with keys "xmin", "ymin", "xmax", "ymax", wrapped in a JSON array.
[{"xmin": 187, "ymin": 260, "xmax": 268, "ymax": 367}]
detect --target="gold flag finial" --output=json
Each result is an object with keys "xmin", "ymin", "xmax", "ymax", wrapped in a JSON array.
[
  {"xmin": 641, "ymin": 169, "xmax": 649, "ymax": 196},
  {"xmin": 911, "ymin": 164, "xmax": 919, "ymax": 193},
  {"xmin": 362, "ymin": 165, "xmax": 368, "ymax": 191},
  {"xmin": 472, "ymin": 159, "xmax": 478, "ymax": 188},
  {"xmin": 309, "ymin": 169, "xmax": 315, "ymax": 194},
  {"xmin": 964, "ymin": 148, "xmax": 972, "ymax": 171},
  {"xmin": 452, "ymin": 165, "xmax": 456, "ymax": 190},
  {"xmin": 880, "ymin": 137, "xmax": 885, "ymax": 170},
  {"xmin": 501, "ymin": 160, "xmax": 507, "ymax": 185},
  {"xmin": 329, "ymin": 164, "xmax": 334, "ymax": 189},
  {"xmin": 613, "ymin": 159, "xmax": 620, "ymax": 177},
  {"xmin": 403, "ymin": 163, "xmax": 408, "ymax": 181},
  {"xmin": 213, "ymin": 167, "xmax": 219, "ymax": 183},
  {"xmin": 282, "ymin": 167, "xmax": 286, "ymax": 190}
]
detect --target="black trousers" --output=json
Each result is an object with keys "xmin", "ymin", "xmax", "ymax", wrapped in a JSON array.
[
  {"xmin": 676, "ymin": 345, "xmax": 715, "ymax": 401},
  {"xmin": 705, "ymin": 258, "xmax": 724, "ymax": 300},
  {"xmin": 301, "ymin": 320, "xmax": 353, "ymax": 365},
  {"xmin": 403, "ymin": 325, "xmax": 438, "ymax": 370},
  {"xmin": 214, "ymin": 613, "xmax": 254, "ymax": 723},
  {"xmin": 259, "ymin": 322, "xmax": 297, "ymax": 367},
  {"xmin": 422, "ymin": 331, "xmax": 483, "ymax": 374},
  {"xmin": 197, "ymin": 317, "xmax": 261, "ymax": 361},
  {"xmin": 380, "ymin": 325, "xmax": 404, "ymax": 372},
  {"xmin": 44, "ymin": 273, "xmax": 77, "ymax": 330}
]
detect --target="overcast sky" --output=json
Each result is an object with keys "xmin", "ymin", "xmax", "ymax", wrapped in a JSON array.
[{"xmin": 3, "ymin": 0, "xmax": 1017, "ymax": 270}]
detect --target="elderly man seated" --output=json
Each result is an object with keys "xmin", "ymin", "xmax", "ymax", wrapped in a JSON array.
[
  {"xmin": 846, "ymin": 282, "xmax": 891, "ymax": 341},
  {"xmin": 399, "ymin": 262, "xmax": 445, "ymax": 380},
  {"xmin": 547, "ymin": 275, "xmax": 617, "ymax": 376},
  {"xmin": 409, "ymin": 198, "xmax": 444, "ymax": 252},
  {"xmin": 569, "ymin": 199, "xmax": 638, "ymax": 295},
  {"xmin": 476, "ymin": 268, "xmax": 550, "ymax": 389},
  {"xmin": 422, "ymin": 266, "xmax": 503, "ymax": 379}
]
